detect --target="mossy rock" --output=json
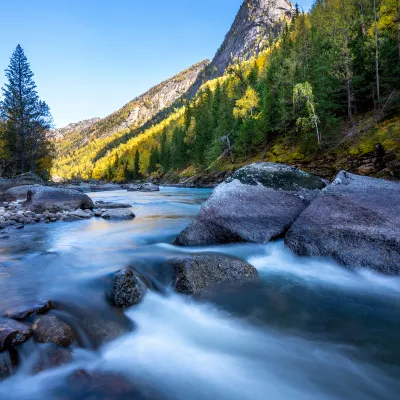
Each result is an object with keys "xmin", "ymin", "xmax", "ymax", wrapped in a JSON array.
[{"xmin": 226, "ymin": 162, "xmax": 325, "ymax": 191}]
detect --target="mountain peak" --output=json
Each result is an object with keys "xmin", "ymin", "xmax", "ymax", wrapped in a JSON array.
[{"xmin": 210, "ymin": 0, "xmax": 293, "ymax": 77}]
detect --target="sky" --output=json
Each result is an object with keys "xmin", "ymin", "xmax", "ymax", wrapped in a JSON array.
[{"xmin": 0, "ymin": 0, "xmax": 313, "ymax": 128}]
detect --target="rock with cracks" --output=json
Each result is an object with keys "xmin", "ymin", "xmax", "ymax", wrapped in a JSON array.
[
  {"xmin": 171, "ymin": 254, "xmax": 258, "ymax": 295},
  {"xmin": 285, "ymin": 171, "xmax": 400, "ymax": 275},
  {"xmin": 175, "ymin": 162, "xmax": 325, "ymax": 246}
]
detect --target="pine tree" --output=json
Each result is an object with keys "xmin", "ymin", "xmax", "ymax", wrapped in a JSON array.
[
  {"xmin": 133, "ymin": 149, "xmax": 141, "ymax": 180},
  {"xmin": 1, "ymin": 45, "xmax": 53, "ymax": 174}
]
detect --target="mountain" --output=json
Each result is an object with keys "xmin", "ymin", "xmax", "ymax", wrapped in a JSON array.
[
  {"xmin": 187, "ymin": 0, "xmax": 293, "ymax": 96},
  {"xmin": 55, "ymin": 60, "xmax": 209, "ymax": 151},
  {"xmin": 210, "ymin": 0, "xmax": 292, "ymax": 76},
  {"xmin": 53, "ymin": 118, "xmax": 101, "ymax": 140}
]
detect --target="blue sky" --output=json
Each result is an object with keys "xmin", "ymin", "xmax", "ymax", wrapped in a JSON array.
[{"xmin": 0, "ymin": 0, "xmax": 313, "ymax": 127}]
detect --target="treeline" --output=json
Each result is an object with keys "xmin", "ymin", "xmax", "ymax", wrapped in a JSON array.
[
  {"xmin": 54, "ymin": 0, "xmax": 400, "ymax": 181},
  {"xmin": 0, "ymin": 45, "xmax": 54, "ymax": 178}
]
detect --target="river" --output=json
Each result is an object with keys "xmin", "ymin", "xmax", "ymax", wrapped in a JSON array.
[{"xmin": 0, "ymin": 188, "xmax": 399, "ymax": 400}]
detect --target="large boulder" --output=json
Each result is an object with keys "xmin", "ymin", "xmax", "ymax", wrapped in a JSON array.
[
  {"xmin": 175, "ymin": 163, "xmax": 325, "ymax": 246},
  {"xmin": 2, "ymin": 185, "xmax": 43, "ymax": 202},
  {"xmin": 171, "ymin": 254, "xmax": 258, "ymax": 295},
  {"xmin": 22, "ymin": 186, "xmax": 94, "ymax": 213},
  {"xmin": 285, "ymin": 171, "xmax": 400, "ymax": 274},
  {"xmin": 0, "ymin": 172, "xmax": 44, "ymax": 195},
  {"xmin": 107, "ymin": 269, "xmax": 146, "ymax": 308}
]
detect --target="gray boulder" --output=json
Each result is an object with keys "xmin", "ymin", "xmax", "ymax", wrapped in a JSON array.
[
  {"xmin": 23, "ymin": 186, "xmax": 94, "ymax": 213},
  {"xmin": 94, "ymin": 201, "xmax": 131, "ymax": 209},
  {"xmin": 32, "ymin": 315, "xmax": 75, "ymax": 347},
  {"xmin": 2, "ymin": 185, "xmax": 43, "ymax": 202},
  {"xmin": 108, "ymin": 269, "xmax": 146, "ymax": 308},
  {"xmin": 171, "ymin": 254, "xmax": 258, "ymax": 295},
  {"xmin": 175, "ymin": 162, "xmax": 325, "ymax": 246},
  {"xmin": 285, "ymin": 171, "xmax": 400, "ymax": 274},
  {"xmin": 126, "ymin": 183, "xmax": 160, "ymax": 192},
  {"xmin": 101, "ymin": 209, "xmax": 135, "ymax": 220},
  {"xmin": 0, "ymin": 172, "xmax": 44, "ymax": 194}
]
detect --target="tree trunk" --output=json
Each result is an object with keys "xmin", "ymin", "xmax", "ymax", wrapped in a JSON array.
[
  {"xmin": 373, "ymin": 0, "xmax": 380, "ymax": 100},
  {"xmin": 343, "ymin": 30, "xmax": 354, "ymax": 124},
  {"xmin": 358, "ymin": 0, "xmax": 366, "ymax": 36}
]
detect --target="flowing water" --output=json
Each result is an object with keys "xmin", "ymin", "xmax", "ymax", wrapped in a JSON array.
[{"xmin": 0, "ymin": 188, "xmax": 399, "ymax": 400}]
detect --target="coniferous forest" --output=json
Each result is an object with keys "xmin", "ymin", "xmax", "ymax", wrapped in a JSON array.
[{"xmin": 53, "ymin": 0, "xmax": 400, "ymax": 182}]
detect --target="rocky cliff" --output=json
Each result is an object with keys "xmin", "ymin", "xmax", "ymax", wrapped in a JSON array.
[
  {"xmin": 187, "ymin": 0, "xmax": 293, "ymax": 96},
  {"xmin": 211, "ymin": 0, "xmax": 292, "ymax": 77}
]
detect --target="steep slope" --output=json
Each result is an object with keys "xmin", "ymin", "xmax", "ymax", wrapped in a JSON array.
[
  {"xmin": 210, "ymin": 0, "xmax": 292, "ymax": 77},
  {"xmin": 55, "ymin": 60, "xmax": 209, "ymax": 155},
  {"xmin": 53, "ymin": 118, "xmax": 101, "ymax": 140},
  {"xmin": 187, "ymin": 0, "xmax": 293, "ymax": 96}
]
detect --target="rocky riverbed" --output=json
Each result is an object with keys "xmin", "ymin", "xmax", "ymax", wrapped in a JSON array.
[{"xmin": 0, "ymin": 167, "xmax": 399, "ymax": 399}]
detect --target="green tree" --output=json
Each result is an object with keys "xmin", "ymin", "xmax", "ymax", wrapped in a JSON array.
[
  {"xmin": 1, "ymin": 45, "xmax": 53, "ymax": 174},
  {"xmin": 293, "ymin": 82, "xmax": 321, "ymax": 143},
  {"xmin": 133, "ymin": 149, "xmax": 141, "ymax": 180}
]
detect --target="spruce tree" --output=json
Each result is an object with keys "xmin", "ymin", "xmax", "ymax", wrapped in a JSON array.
[
  {"xmin": 133, "ymin": 149, "xmax": 141, "ymax": 180},
  {"xmin": 1, "ymin": 45, "xmax": 53, "ymax": 174}
]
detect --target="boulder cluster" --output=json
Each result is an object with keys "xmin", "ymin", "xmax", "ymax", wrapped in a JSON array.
[
  {"xmin": 175, "ymin": 162, "xmax": 400, "ymax": 275},
  {"xmin": 0, "ymin": 174, "xmax": 147, "ymax": 230}
]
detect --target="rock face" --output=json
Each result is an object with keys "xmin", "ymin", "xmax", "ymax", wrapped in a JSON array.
[
  {"xmin": 108, "ymin": 269, "xmax": 146, "ymax": 308},
  {"xmin": 175, "ymin": 163, "xmax": 325, "ymax": 246},
  {"xmin": 0, "ymin": 319, "xmax": 32, "ymax": 351},
  {"xmin": 0, "ymin": 172, "xmax": 44, "ymax": 195},
  {"xmin": 285, "ymin": 171, "xmax": 400, "ymax": 274},
  {"xmin": 23, "ymin": 186, "xmax": 94, "ymax": 213},
  {"xmin": 32, "ymin": 315, "xmax": 75, "ymax": 347},
  {"xmin": 171, "ymin": 254, "xmax": 258, "ymax": 295},
  {"xmin": 188, "ymin": 0, "xmax": 293, "ymax": 95}
]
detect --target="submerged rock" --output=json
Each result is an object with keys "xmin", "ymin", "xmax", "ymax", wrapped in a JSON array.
[
  {"xmin": 32, "ymin": 315, "xmax": 75, "ymax": 347},
  {"xmin": 108, "ymin": 269, "xmax": 146, "ymax": 308},
  {"xmin": 23, "ymin": 186, "xmax": 94, "ymax": 213},
  {"xmin": 0, "ymin": 349, "xmax": 18, "ymax": 379},
  {"xmin": 101, "ymin": 209, "xmax": 135, "ymax": 220},
  {"xmin": 285, "ymin": 171, "xmax": 400, "ymax": 274},
  {"xmin": 33, "ymin": 346, "xmax": 72, "ymax": 374},
  {"xmin": 0, "ymin": 319, "xmax": 32, "ymax": 351},
  {"xmin": 171, "ymin": 254, "xmax": 258, "ymax": 295},
  {"xmin": 175, "ymin": 163, "xmax": 325, "ymax": 246}
]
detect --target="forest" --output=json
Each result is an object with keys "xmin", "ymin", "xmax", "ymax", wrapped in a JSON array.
[{"xmin": 53, "ymin": 0, "xmax": 400, "ymax": 181}]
